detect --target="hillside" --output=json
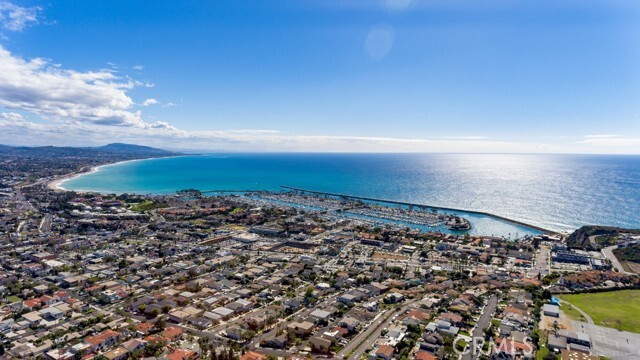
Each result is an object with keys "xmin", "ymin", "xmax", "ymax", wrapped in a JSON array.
[
  {"xmin": 566, "ymin": 225, "xmax": 640, "ymax": 250},
  {"xmin": 0, "ymin": 143, "xmax": 175, "ymax": 159},
  {"xmin": 614, "ymin": 244, "xmax": 640, "ymax": 264},
  {"xmin": 94, "ymin": 143, "xmax": 175, "ymax": 156}
]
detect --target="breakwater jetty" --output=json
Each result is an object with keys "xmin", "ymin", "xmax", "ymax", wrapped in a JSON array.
[{"xmin": 280, "ymin": 186, "xmax": 553, "ymax": 234}]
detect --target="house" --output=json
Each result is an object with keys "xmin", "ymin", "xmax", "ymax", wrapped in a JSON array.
[
  {"xmin": 121, "ymin": 338, "xmax": 147, "ymax": 352},
  {"xmin": 203, "ymin": 311, "xmax": 222, "ymax": 322},
  {"xmin": 241, "ymin": 351, "xmax": 267, "ymax": 360},
  {"xmin": 386, "ymin": 292, "xmax": 404, "ymax": 303},
  {"xmin": 364, "ymin": 301, "xmax": 378, "ymax": 312},
  {"xmin": 438, "ymin": 312, "xmax": 463, "ymax": 326},
  {"xmin": 166, "ymin": 348, "xmax": 198, "ymax": 360},
  {"xmin": 41, "ymin": 307, "xmax": 64, "ymax": 321},
  {"xmin": 415, "ymin": 350, "xmax": 438, "ymax": 360},
  {"xmin": 212, "ymin": 306, "xmax": 235, "ymax": 320},
  {"xmin": 134, "ymin": 322, "xmax": 154, "ymax": 336},
  {"xmin": 102, "ymin": 346, "xmax": 128, "ymax": 360},
  {"xmin": 225, "ymin": 326, "xmax": 246, "ymax": 341},
  {"xmin": 53, "ymin": 291, "xmax": 69, "ymax": 302},
  {"xmin": 309, "ymin": 309, "xmax": 332, "ymax": 323},
  {"xmin": 338, "ymin": 317, "xmax": 360, "ymax": 332},
  {"xmin": 226, "ymin": 299, "xmax": 253, "ymax": 313},
  {"xmin": 405, "ymin": 309, "xmax": 430, "ymax": 324},
  {"xmin": 22, "ymin": 311, "xmax": 42, "ymax": 325},
  {"xmin": 162, "ymin": 326, "xmax": 184, "ymax": 342},
  {"xmin": 426, "ymin": 320, "xmax": 459, "ymax": 336},
  {"xmin": 338, "ymin": 293, "xmax": 358, "ymax": 306},
  {"xmin": 374, "ymin": 345, "xmax": 395, "ymax": 360},
  {"xmin": 287, "ymin": 321, "xmax": 315, "ymax": 336},
  {"xmin": 420, "ymin": 333, "xmax": 443, "ymax": 353},
  {"xmin": 84, "ymin": 329, "xmax": 121, "ymax": 352},
  {"xmin": 168, "ymin": 309, "xmax": 191, "ymax": 323},
  {"xmin": 263, "ymin": 334, "xmax": 288, "ymax": 349},
  {"xmin": 188, "ymin": 316, "xmax": 213, "ymax": 328},
  {"xmin": 310, "ymin": 335, "xmax": 332, "ymax": 354},
  {"xmin": 284, "ymin": 297, "xmax": 303, "ymax": 311},
  {"xmin": 45, "ymin": 348, "xmax": 75, "ymax": 360}
]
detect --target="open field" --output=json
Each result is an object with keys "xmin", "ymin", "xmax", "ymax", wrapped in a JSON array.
[
  {"xmin": 130, "ymin": 200, "xmax": 166, "ymax": 212},
  {"xmin": 559, "ymin": 290, "xmax": 640, "ymax": 333},
  {"xmin": 559, "ymin": 302, "xmax": 586, "ymax": 322}
]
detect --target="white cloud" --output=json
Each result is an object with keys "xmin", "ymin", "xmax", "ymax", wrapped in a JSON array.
[
  {"xmin": 2, "ymin": 115, "xmax": 639, "ymax": 154},
  {"xmin": 440, "ymin": 136, "xmax": 487, "ymax": 140},
  {"xmin": 132, "ymin": 65, "xmax": 144, "ymax": 70},
  {"xmin": 0, "ymin": 1, "xmax": 41, "ymax": 32},
  {"xmin": 0, "ymin": 111, "xmax": 22, "ymax": 120},
  {"xmin": 584, "ymin": 134, "xmax": 619, "ymax": 138},
  {"xmin": 0, "ymin": 117, "xmax": 558, "ymax": 153},
  {"xmin": 162, "ymin": 102, "xmax": 178, "ymax": 108},
  {"xmin": 0, "ymin": 45, "xmax": 170, "ymax": 129},
  {"xmin": 578, "ymin": 136, "xmax": 640, "ymax": 148},
  {"xmin": 141, "ymin": 98, "xmax": 159, "ymax": 106}
]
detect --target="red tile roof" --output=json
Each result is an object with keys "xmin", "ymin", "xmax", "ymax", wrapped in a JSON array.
[
  {"xmin": 85, "ymin": 329, "xmax": 120, "ymax": 346},
  {"xmin": 241, "ymin": 351, "xmax": 267, "ymax": 360}
]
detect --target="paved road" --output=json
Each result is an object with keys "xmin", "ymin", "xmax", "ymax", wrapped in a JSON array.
[
  {"xmin": 559, "ymin": 299, "xmax": 593, "ymax": 324},
  {"xmin": 532, "ymin": 246, "xmax": 550, "ymax": 277},
  {"xmin": 336, "ymin": 299, "xmax": 418, "ymax": 360},
  {"xmin": 463, "ymin": 295, "xmax": 498, "ymax": 360},
  {"xmin": 602, "ymin": 245, "xmax": 629, "ymax": 274}
]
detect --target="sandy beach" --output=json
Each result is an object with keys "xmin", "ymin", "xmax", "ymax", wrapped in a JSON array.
[
  {"xmin": 47, "ymin": 165, "xmax": 99, "ymax": 192},
  {"xmin": 46, "ymin": 155, "xmax": 187, "ymax": 192}
]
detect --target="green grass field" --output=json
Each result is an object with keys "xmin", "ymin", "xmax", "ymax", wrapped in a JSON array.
[
  {"xmin": 130, "ymin": 200, "xmax": 165, "ymax": 212},
  {"xmin": 559, "ymin": 302, "xmax": 586, "ymax": 322},
  {"xmin": 559, "ymin": 290, "xmax": 640, "ymax": 333}
]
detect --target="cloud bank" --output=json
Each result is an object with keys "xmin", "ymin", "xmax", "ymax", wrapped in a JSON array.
[{"xmin": 0, "ymin": 45, "xmax": 173, "ymax": 130}]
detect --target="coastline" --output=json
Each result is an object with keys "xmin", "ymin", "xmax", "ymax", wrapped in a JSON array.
[
  {"xmin": 50, "ymin": 156, "xmax": 556, "ymax": 234},
  {"xmin": 47, "ymin": 155, "xmax": 188, "ymax": 192}
]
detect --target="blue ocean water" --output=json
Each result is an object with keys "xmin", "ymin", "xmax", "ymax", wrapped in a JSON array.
[{"xmin": 61, "ymin": 153, "xmax": 640, "ymax": 235}]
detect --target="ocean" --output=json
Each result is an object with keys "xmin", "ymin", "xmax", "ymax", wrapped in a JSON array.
[{"xmin": 60, "ymin": 153, "xmax": 640, "ymax": 235}]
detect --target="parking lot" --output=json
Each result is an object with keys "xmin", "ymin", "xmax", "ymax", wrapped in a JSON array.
[{"xmin": 571, "ymin": 320, "xmax": 640, "ymax": 359}]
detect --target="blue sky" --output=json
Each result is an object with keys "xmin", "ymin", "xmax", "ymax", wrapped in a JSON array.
[{"xmin": 0, "ymin": 0, "xmax": 639, "ymax": 152}]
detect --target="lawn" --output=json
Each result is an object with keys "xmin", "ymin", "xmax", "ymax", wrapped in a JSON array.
[
  {"xmin": 130, "ymin": 200, "xmax": 165, "ymax": 212},
  {"xmin": 559, "ymin": 302, "xmax": 586, "ymax": 322},
  {"xmin": 559, "ymin": 290, "xmax": 640, "ymax": 333}
]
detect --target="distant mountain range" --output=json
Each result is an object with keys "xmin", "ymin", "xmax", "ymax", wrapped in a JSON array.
[{"xmin": 0, "ymin": 143, "xmax": 176, "ymax": 158}]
